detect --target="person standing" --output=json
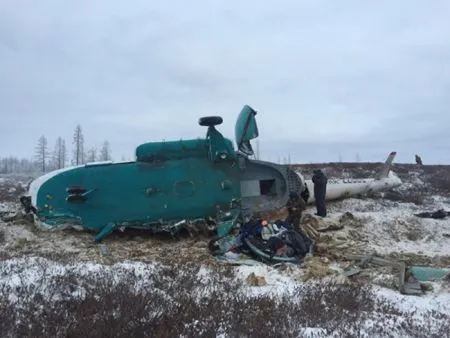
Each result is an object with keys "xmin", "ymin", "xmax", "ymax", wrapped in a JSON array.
[
  {"xmin": 285, "ymin": 191, "xmax": 306, "ymax": 231},
  {"xmin": 312, "ymin": 169, "xmax": 328, "ymax": 217},
  {"xmin": 300, "ymin": 182, "xmax": 310, "ymax": 204}
]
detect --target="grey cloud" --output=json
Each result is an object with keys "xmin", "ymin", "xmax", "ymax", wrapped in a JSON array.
[{"xmin": 1, "ymin": 0, "xmax": 450, "ymax": 164}]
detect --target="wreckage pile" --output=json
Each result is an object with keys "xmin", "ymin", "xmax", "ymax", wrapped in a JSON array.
[
  {"xmin": 1, "ymin": 169, "xmax": 450, "ymax": 297},
  {"xmin": 206, "ymin": 203, "xmax": 450, "ymax": 295},
  {"xmin": 304, "ymin": 211, "xmax": 371, "ymax": 258},
  {"xmin": 2, "ymin": 167, "xmax": 450, "ymax": 336},
  {"xmin": 299, "ymin": 209, "xmax": 450, "ymax": 294},
  {"xmin": 209, "ymin": 217, "xmax": 313, "ymax": 264}
]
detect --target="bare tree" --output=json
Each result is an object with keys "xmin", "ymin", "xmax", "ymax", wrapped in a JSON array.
[
  {"xmin": 0, "ymin": 156, "xmax": 40, "ymax": 174},
  {"xmin": 35, "ymin": 135, "xmax": 49, "ymax": 172},
  {"xmin": 0, "ymin": 157, "xmax": 16, "ymax": 173},
  {"xmin": 355, "ymin": 152, "xmax": 361, "ymax": 162},
  {"xmin": 50, "ymin": 148, "xmax": 57, "ymax": 171},
  {"xmin": 61, "ymin": 139, "xmax": 67, "ymax": 167},
  {"xmin": 72, "ymin": 124, "xmax": 85, "ymax": 165},
  {"xmin": 53, "ymin": 137, "xmax": 67, "ymax": 169},
  {"xmin": 0, "ymin": 158, "xmax": 7, "ymax": 173},
  {"xmin": 99, "ymin": 141, "xmax": 111, "ymax": 161},
  {"xmin": 86, "ymin": 147, "xmax": 97, "ymax": 162}
]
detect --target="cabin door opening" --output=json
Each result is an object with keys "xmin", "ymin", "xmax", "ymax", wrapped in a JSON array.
[
  {"xmin": 259, "ymin": 179, "xmax": 276, "ymax": 196},
  {"xmin": 240, "ymin": 179, "xmax": 277, "ymax": 198}
]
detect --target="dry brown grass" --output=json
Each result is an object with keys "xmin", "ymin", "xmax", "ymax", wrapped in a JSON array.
[{"xmin": 0, "ymin": 256, "xmax": 449, "ymax": 337}]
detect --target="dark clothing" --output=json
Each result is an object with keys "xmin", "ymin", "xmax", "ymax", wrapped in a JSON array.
[
  {"xmin": 19, "ymin": 196, "xmax": 37, "ymax": 214},
  {"xmin": 415, "ymin": 154, "xmax": 423, "ymax": 165},
  {"xmin": 285, "ymin": 196, "xmax": 306, "ymax": 230},
  {"xmin": 312, "ymin": 170, "xmax": 328, "ymax": 217},
  {"xmin": 415, "ymin": 209, "xmax": 450, "ymax": 219},
  {"xmin": 300, "ymin": 183, "xmax": 310, "ymax": 204}
]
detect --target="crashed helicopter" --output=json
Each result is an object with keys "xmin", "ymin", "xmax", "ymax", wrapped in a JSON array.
[
  {"xmin": 21, "ymin": 105, "xmax": 306, "ymax": 241},
  {"xmin": 20, "ymin": 105, "xmax": 402, "ymax": 242}
]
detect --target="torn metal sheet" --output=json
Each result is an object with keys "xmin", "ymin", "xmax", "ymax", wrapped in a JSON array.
[
  {"xmin": 408, "ymin": 266, "xmax": 450, "ymax": 282},
  {"xmin": 343, "ymin": 268, "xmax": 362, "ymax": 277},
  {"xmin": 215, "ymin": 256, "xmax": 264, "ymax": 266},
  {"xmin": 403, "ymin": 282, "xmax": 424, "ymax": 295}
]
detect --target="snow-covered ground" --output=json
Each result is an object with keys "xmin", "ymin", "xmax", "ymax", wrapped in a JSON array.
[
  {"xmin": 1, "ymin": 167, "xmax": 450, "ymax": 337},
  {"xmin": 327, "ymin": 197, "xmax": 450, "ymax": 257},
  {"xmin": 0, "ymin": 254, "xmax": 449, "ymax": 337}
]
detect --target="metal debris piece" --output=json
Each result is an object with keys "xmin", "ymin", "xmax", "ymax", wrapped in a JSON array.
[
  {"xmin": 344, "ymin": 254, "xmax": 397, "ymax": 267},
  {"xmin": 99, "ymin": 244, "xmax": 111, "ymax": 257},
  {"xmin": 403, "ymin": 282, "xmax": 423, "ymax": 295},
  {"xmin": 360, "ymin": 252, "xmax": 376, "ymax": 268},
  {"xmin": 246, "ymin": 272, "xmax": 267, "ymax": 286},
  {"xmin": 343, "ymin": 267, "xmax": 362, "ymax": 277},
  {"xmin": 339, "ymin": 212, "xmax": 363, "ymax": 227},
  {"xmin": 409, "ymin": 266, "xmax": 450, "ymax": 282},
  {"xmin": 316, "ymin": 223, "xmax": 344, "ymax": 232},
  {"xmin": 302, "ymin": 223, "xmax": 320, "ymax": 240},
  {"xmin": 0, "ymin": 210, "xmax": 22, "ymax": 222},
  {"xmin": 344, "ymin": 254, "xmax": 426, "ymax": 295}
]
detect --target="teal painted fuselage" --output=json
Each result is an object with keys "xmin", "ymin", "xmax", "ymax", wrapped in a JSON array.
[
  {"xmin": 37, "ymin": 156, "xmax": 240, "ymax": 226},
  {"xmin": 25, "ymin": 105, "xmax": 305, "ymax": 241}
]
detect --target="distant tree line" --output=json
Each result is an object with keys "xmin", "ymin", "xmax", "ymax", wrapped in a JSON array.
[{"xmin": 0, "ymin": 124, "xmax": 112, "ymax": 174}]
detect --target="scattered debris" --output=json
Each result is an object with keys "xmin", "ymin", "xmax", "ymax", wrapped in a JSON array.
[
  {"xmin": 408, "ymin": 266, "xmax": 450, "ymax": 281},
  {"xmin": 302, "ymin": 256, "xmax": 332, "ymax": 280},
  {"xmin": 415, "ymin": 209, "xmax": 450, "ymax": 219},
  {"xmin": 99, "ymin": 243, "xmax": 111, "ymax": 257},
  {"xmin": 301, "ymin": 223, "xmax": 320, "ymax": 240},
  {"xmin": 348, "ymin": 229, "xmax": 367, "ymax": 241},
  {"xmin": 209, "ymin": 218, "xmax": 312, "ymax": 265},
  {"xmin": 342, "ymin": 253, "xmax": 450, "ymax": 295},
  {"xmin": 0, "ymin": 210, "xmax": 23, "ymax": 222},
  {"xmin": 383, "ymin": 190, "xmax": 405, "ymax": 202},
  {"xmin": 343, "ymin": 254, "xmax": 410, "ymax": 294},
  {"xmin": 316, "ymin": 222, "xmax": 344, "ymax": 232},
  {"xmin": 339, "ymin": 212, "xmax": 363, "ymax": 227},
  {"xmin": 344, "ymin": 253, "xmax": 396, "ymax": 269},
  {"xmin": 301, "ymin": 213, "xmax": 320, "ymax": 228},
  {"xmin": 246, "ymin": 272, "xmax": 267, "ymax": 286},
  {"xmin": 2, "ymin": 166, "xmax": 450, "ymax": 304},
  {"xmin": 343, "ymin": 267, "xmax": 362, "ymax": 277}
]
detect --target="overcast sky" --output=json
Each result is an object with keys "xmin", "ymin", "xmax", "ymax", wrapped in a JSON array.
[{"xmin": 1, "ymin": 0, "xmax": 450, "ymax": 164}]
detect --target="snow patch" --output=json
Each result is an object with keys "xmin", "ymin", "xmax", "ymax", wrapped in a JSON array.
[
  {"xmin": 234, "ymin": 263, "xmax": 302, "ymax": 297},
  {"xmin": 374, "ymin": 284, "xmax": 450, "ymax": 314},
  {"xmin": 328, "ymin": 198, "xmax": 450, "ymax": 256}
]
